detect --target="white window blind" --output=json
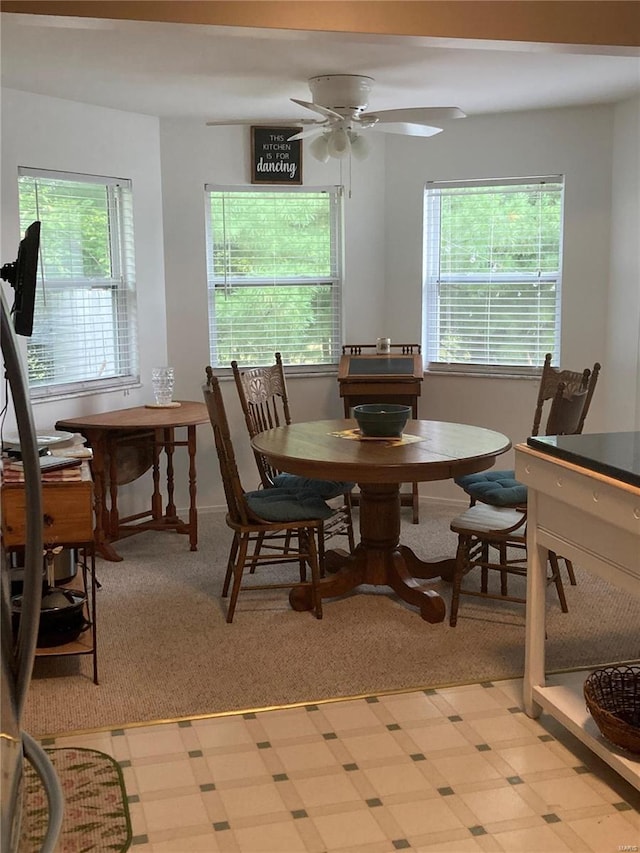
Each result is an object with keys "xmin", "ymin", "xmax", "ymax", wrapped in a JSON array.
[
  {"xmin": 204, "ymin": 186, "xmax": 343, "ymax": 370},
  {"xmin": 423, "ymin": 176, "xmax": 564, "ymax": 374},
  {"xmin": 18, "ymin": 167, "xmax": 138, "ymax": 398}
]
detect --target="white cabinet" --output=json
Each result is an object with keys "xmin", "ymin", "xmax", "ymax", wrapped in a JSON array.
[{"xmin": 516, "ymin": 442, "xmax": 640, "ymax": 790}]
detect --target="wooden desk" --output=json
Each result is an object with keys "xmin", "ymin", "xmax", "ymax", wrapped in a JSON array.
[
  {"xmin": 56, "ymin": 402, "xmax": 209, "ymax": 562},
  {"xmin": 338, "ymin": 346, "xmax": 424, "ymax": 523},
  {"xmin": 517, "ymin": 438, "xmax": 640, "ymax": 791},
  {"xmin": 2, "ymin": 461, "xmax": 98, "ymax": 683},
  {"xmin": 252, "ymin": 419, "xmax": 510, "ymax": 622}
]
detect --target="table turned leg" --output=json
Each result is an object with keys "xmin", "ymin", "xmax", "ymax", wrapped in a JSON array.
[
  {"xmin": 151, "ymin": 429, "xmax": 163, "ymax": 520},
  {"xmin": 289, "ymin": 482, "xmax": 447, "ymax": 622},
  {"xmin": 85, "ymin": 430, "xmax": 123, "ymax": 562},
  {"xmin": 187, "ymin": 425, "xmax": 198, "ymax": 551},
  {"xmin": 107, "ymin": 435, "xmax": 120, "ymax": 540},
  {"xmin": 164, "ymin": 427, "xmax": 177, "ymax": 519}
]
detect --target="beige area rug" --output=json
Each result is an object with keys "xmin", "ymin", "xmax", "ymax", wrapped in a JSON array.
[{"xmin": 23, "ymin": 504, "xmax": 640, "ymax": 736}]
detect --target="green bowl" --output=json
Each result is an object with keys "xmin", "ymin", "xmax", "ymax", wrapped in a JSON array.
[{"xmin": 353, "ymin": 403, "xmax": 411, "ymax": 438}]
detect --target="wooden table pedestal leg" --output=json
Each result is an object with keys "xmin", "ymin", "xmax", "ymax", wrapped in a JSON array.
[{"xmin": 290, "ymin": 483, "xmax": 447, "ymax": 623}]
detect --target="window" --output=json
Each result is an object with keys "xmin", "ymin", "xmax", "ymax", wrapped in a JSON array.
[
  {"xmin": 18, "ymin": 168, "xmax": 138, "ymax": 398},
  {"xmin": 205, "ymin": 186, "xmax": 343, "ymax": 370},
  {"xmin": 423, "ymin": 176, "xmax": 564, "ymax": 374}
]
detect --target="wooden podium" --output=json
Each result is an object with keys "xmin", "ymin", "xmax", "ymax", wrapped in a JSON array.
[{"xmin": 338, "ymin": 344, "xmax": 423, "ymax": 523}]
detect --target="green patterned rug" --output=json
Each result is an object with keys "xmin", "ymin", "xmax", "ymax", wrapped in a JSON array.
[{"xmin": 20, "ymin": 746, "xmax": 132, "ymax": 852}]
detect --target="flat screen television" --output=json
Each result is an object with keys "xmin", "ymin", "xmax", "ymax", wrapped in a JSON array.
[{"xmin": 1, "ymin": 221, "xmax": 41, "ymax": 337}]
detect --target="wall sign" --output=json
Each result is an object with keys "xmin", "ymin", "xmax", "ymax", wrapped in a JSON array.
[{"xmin": 251, "ymin": 126, "xmax": 302, "ymax": 185}]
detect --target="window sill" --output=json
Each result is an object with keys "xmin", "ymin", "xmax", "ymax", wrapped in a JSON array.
[
  {"xmin": 214, "ymin": 367, "xmax": 338, "ymax": 381},
  {"xmin": 31, "ymin": 381, "xmax": 142, "ymax": 404},
  {"xmin": 425, "ymin": 368, "xmax": 542, "ymax": 380}
]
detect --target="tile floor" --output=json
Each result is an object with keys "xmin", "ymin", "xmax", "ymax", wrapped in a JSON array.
[{"xmin": 45, "ymin": 678, "xmax": 639, "ymax": 853}]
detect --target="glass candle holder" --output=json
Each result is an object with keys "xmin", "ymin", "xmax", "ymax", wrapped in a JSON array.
[{"xmin": 151, "ymin": 367, "xmax": 175, "ymax": 405}]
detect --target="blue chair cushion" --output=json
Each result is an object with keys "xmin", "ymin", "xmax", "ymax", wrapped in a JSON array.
[
  {"xmin": 272, "ymin": 473, "xmax": 354, "ymax": 500},
  {"xmin": 455, "ymin": 469, "xmax": 516, "ymax": 490},
  {"xmin": 455, "ymin": 470, "xmax": 528, "ymax": 507},
  {"xmin": 245, "ymin": 487, "xmax": 335, "ymax": 522}
]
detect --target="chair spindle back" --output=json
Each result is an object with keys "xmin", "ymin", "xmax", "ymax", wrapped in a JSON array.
[
  {"xmin": 533, "ymin": 353, "xmax": 601, "ymax": 437},
  {"xmin": 203, "ymin": 366, "xmax": 252, "ymax": 526},
  {"xmin": 231, "ymin": 352, "xmax": 291, "ymax": 488}
]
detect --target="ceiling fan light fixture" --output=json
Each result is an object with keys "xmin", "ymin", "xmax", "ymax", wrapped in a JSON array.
[
  {"xmin": 309, "ymin": 133, "xmax": 330, "ymax": 163},
  {"xmin": 349, "ymin": 132, "xmax": 369, "ymax": 161},
  {"xmin": 326, "ymin": 127, "xmax": 350, "ymax": 159},
  {"xmin": 207, "ymin": 74, "xmax": 465, "ymax": 172}
]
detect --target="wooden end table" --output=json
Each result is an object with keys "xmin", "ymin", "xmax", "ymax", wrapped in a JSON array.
[{"xmin": 56, "ymin": 401, "xmax": 209, "ymax": 562}]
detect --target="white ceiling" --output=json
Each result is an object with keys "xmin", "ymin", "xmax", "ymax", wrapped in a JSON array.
[{"xmin": 1, "ymin": 12, "xmax": 639, "ymax": 124}]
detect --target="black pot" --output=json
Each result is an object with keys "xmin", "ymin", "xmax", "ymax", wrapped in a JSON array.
[{"xmin": 12, "ymin": 586, "xmax": 88, "ymax": 648}]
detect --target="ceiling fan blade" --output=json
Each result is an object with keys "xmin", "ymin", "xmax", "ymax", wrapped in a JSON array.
[
  {"xmin": 206, "ymin": 118, "xmax": 320, "ymax": 127},
  {"xmin": 291, "ymin": 98, "xmax": 344, "ymax": 121},
  {"xmin": 361, "ymin": 107, "xmax": 466, "ymax": 125},
  {"xmin": 286, "ymin": 126, "xmax": 327, "ymax": 141},
  {"xmin": 369, "ymin": 122, "xmax": 444, "ymax": 138}
]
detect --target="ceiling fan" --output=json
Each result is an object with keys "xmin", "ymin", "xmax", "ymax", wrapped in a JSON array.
[{"xmin": 206, "ymin": 74, "xmax": 465, "ymax": 162}]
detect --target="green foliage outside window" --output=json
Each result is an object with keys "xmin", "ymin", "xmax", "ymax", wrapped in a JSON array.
[
  {"xmin": 19, "ymin": 179, "xmax": 113, "ymax": 280},
  {"xmin": 18, "ymin": 170, "xmax": 136, "ymax": 394},
  {"xmin": 207, "ymin": 190, "xmax": 341, "ymax": 368},
  {"xmin": 425, "ymin": 179, "xmax": 563, "ymax": 368},
  {"xmin": 438, "ymin": 187, "xmax": 562, "ymax": 276},
  {"xmin": 19, "ymin": 178, "xmax": 115, "ymax": 384}
]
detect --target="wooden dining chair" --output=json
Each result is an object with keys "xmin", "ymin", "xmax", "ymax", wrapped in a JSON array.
[
  {"xmin": 454, "ymin": 354, "xmax": 601, "ymax": 587},
  {"xmin": 448, "ymin": 378, "xmax": 598, "ymax": 625},
  {"xmin": 203, "ymin": 367, "xmax": 333, "ymax": 622},
  {"xmin": 231, "ymin": 353, "xmax": 356, "ymax": 573},
  {"xmin": 456, "ymin": 354, "xmax": 600, "ymax": 500}
]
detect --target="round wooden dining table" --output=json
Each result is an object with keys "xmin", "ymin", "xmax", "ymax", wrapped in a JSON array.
[{"xmin": 251, "ymin": 419, "xmax": 511, "ymax": 622}]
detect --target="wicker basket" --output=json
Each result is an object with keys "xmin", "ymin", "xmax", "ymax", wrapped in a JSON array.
[{"xmin": 584, "ymin": 665, "xmax": 640, "ymax": 755}]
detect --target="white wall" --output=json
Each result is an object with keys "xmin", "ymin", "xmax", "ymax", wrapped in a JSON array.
[
  {"xmin": 1, "ymin": 89, "xmax": 167, "ymax": 417},
  {"xmin": 158, "ymin": 119, "xmax": 388, "ymax": 508},
  {"xmin": 1, "ymin": 89, "xmax": 167, "ymax": 515},
  {"xmin": 2, "ymin": 90, "xmax": 635, "ymax": 515},
  {"xmin": 384, "ymin": 104, "xmax": 616, "ymax": 498},
  {"xmin": 606, "ymin": 95, "xmax": 640, "ymax": 430}
]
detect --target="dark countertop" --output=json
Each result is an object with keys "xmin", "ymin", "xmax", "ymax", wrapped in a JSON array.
[{"xmin": 527, "ymin": 432, "xmax": 640, "ymax": 488}]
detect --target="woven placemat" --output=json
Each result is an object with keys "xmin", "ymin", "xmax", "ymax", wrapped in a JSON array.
[{"xmin": 20, "ymin": 746, "xmax": 132, "ymax": 852}]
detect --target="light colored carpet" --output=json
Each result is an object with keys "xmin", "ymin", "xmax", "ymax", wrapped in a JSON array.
[{"xmin": 23, "ymin": 503, "xmax": 640, "ymax": 736}]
